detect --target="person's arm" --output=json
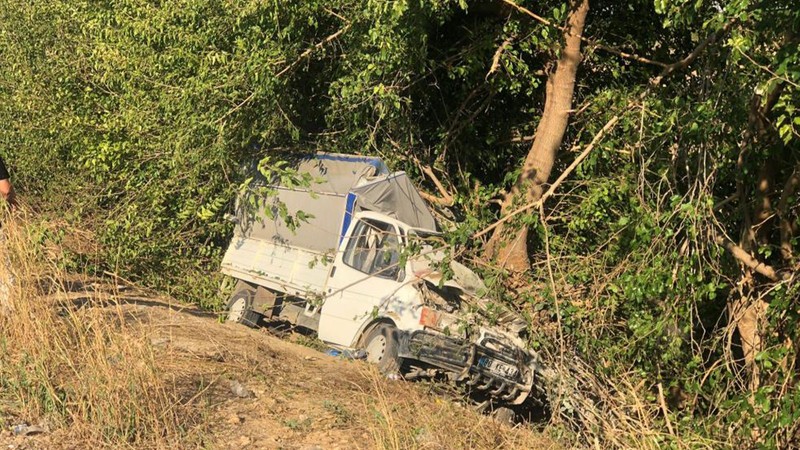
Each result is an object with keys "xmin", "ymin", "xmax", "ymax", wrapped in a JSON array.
[{"xmin": 0, "ymin": 179, "xmax": 15, "ymax": 207}]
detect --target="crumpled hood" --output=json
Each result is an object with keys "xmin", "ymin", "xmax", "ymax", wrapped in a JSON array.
[{"xmin": 410, "ymin": 255, "xmax": 528, "ymax": 338}]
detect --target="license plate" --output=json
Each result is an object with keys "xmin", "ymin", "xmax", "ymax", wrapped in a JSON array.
[{"xmin": 478, "ymin": 356, "xmax": 519, "ymax": 379}]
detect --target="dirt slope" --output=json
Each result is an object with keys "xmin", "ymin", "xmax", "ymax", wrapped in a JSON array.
[{"xmin": 1, "ymin": 282, "xmax": 558, "ymax": 450}]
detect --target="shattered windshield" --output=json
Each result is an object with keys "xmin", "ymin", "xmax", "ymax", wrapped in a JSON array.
[
  {"xmin": 344, "ymin": 219, "xmax": 402, "ymax": 280},
  {"xmin": 406, "ymin": 229, "xmax": 448, "ymax": 278}
]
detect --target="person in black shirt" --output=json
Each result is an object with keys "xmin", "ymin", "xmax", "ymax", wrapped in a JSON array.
[{"xmin": 0, "ymin": 156, "xmax": 14, "ymax": 207}]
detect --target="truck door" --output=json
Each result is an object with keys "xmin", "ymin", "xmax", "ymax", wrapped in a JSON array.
[{"xmin": 318, "ymin": 217, "xmax": 404, "ymax": 347}]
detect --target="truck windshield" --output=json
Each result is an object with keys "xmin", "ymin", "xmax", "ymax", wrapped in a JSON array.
[
  {"xmin": 343, "ymin": 219, "xmax": 402, "ymax": 280},
  {"xmin": 406, "ymin": 229, "xmax": 448, "ymax": 276}
]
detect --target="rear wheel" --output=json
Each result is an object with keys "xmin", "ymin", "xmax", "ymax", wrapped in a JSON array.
[
  {"xmin": 226, "ymin": 282, "xmax": 260, "ymax": 327},
  {"xmin": 363, "ymin": 323, "xmax": 404, "ymax": 375}
]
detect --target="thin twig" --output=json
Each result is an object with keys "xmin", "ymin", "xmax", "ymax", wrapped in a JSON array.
[
  {"xmin": 216, "ymin": 24, "xmax": 351, "ymax": 124},
  {"xmin": 275, "ymin": 25, "xmax": 351, "ymax": 78},
  {"xmin": 478, "ymin": 18, "xmax": 737, "ymax": 239},
  {"xmin": 657, "ymin": 383, "xmax": 675, "ymax": 436},
  {"xmin": 735, "ymin": 47, "xmax": 800, "ymax": 89},
  {"xmin": 591, "ymin": 43, "xmax": 669, "ymax": 68},
  {"xmin": 215, "ymin": 91, "xmax": 255, "ymax": 124},
  {"xmin": 539, "ymin": 202, "xmax": 565, "ymax": 375},
  {"xmin": 501, "ymin": 0, "xmax": 669, "ymax": 68},
  {"xmin": 650, "ymin": 18, "xmax": 737, "ymax": 86},
  {"xmin": 474, "ymin": 114, "xmax": 621, "ymax": 239}
]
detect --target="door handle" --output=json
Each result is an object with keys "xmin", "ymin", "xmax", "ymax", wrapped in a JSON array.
[{"xmin": 330, "ymin": 265, "xmax": 337, "ymax": 278}]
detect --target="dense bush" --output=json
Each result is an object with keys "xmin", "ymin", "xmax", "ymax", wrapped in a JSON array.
[{"xmin": 1, "ymin": 0, "xmax": 798, "ymax": 447}]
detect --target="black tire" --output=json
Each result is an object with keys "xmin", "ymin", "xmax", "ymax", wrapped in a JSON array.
[
  {"xmin": 362, "ymin": 323, "xmax": 404, "ymax": 375},
  {"xmin": 226, "ymin": 283, "xmax": 260, "ymax": 328}
]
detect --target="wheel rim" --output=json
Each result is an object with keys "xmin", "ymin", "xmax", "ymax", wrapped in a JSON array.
[
  {"xmin": 365, "ymin": 334, "xmax": 387, "ymax": 363},
  {"xmin": 228, "ymin": 297, "xmax": 247, "ymax": 323}
]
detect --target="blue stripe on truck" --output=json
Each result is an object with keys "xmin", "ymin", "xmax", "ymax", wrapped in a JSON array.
[
  {"xmin": 314, "ymin": 153, "xmax": 389, "ymax": 175},
  {"xmin": 340, "ymin": 192, "xmax": 357, "ymax": 245}
]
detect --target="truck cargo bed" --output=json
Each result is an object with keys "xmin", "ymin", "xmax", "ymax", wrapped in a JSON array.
[{"xmin": 221, "ymin": 238, "xmax": 330, "ymax": 297}]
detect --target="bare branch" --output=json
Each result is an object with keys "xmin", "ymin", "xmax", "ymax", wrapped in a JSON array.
[
  {"xmin": 713, "ymin": 234, "xmax": 786, "ymax": 281},
  {"xmin": 275, "ymin": 24, "xmax": 351, "ymax": 78},
  {"xmin": 650, "ymin": 18, "xmax": 737, "ymax": 86},
  {"xmin": 419, "ymin": 165, "xmax": 455, "ymax": 206},
  {"xmin": 419, "ymin": 190, "xmax": 454, "ymax": 206},
  {"xmin": 714, "ymin": 193, "xmax": 739, "ymax": 210},
  {"xmin": 501, "ymin": 0, "xmax": 669, "ymax": 68},
  {"xmin": 487, "ymin": 36, "xmax": 515, "ymax": 79},
  {"xmin": 657, "ymin": 383, "xmax": 676, "ymax": 436},
  {"xmin": 590, "ymin": 43, "xmax": 669, "ymax": 68},
  {"xmin": 475, "ymin": 113, "xmax": 621, "ymax": 239},
  {"xmin": 410, "ymin": 154, "xmax": 455, "ymax": 206},
  {"xmin": 500, "ymin": 0, "xmax": 556, "ymax": 29}
]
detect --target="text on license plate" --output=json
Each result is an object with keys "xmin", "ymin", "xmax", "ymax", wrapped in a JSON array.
[{"xmin": 477, "ymin": 356, "xmax": 518, "ymax": 379}]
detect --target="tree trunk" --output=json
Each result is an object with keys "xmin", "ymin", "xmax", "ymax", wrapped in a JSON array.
[
  {"xmin": 778, "ymin": 163, "xmax": 799, "ymax": 262},
  {"xmin": 731, "ymin": 81, "xmax": 793, "ymax": 393},
  {"xmin": 487, "ymin": 0, "xmax": 589, "ymax": 271},
  {"xmin": 731, "ymin": 295, "xmax": 769, "ymax": 392}
]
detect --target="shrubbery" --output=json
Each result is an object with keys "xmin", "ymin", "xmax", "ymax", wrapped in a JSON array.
[{"xmin": 1, "ymin": 0, "xmax": 798, "ymax": 447}]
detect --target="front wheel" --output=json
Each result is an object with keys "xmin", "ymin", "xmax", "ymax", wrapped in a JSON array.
[{"xmin": 363, "ymin": 323, "xmax": 404, "ymax": 375}]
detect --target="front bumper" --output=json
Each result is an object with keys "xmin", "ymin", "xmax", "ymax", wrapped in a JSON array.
[{"xmin": 397, "ymin": 329, "xmax": 537, "ymax": 405}]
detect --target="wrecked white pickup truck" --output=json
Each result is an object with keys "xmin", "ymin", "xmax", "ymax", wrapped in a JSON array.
[{"xmin": 221, "ymin": 153, "xmax": 543, "ymax": 406}]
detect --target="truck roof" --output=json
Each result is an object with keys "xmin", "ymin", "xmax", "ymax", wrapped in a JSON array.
[
  {"xmin": 234, "ymin": 152, "xmax": 436, "ymax": 254},
  {"xmin": 266, "ymin": 152, "xmax": 390, "ymax": 195}
]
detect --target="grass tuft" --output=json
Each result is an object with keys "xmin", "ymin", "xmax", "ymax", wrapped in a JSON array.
[{"xmin": 0, "ymin": 215, "xmax": 200, "ymax": 448}]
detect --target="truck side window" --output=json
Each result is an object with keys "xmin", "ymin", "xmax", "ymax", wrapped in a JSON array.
[{"xmin": 343, "ymin": 219, "xmax": 401, "ymax": 280}]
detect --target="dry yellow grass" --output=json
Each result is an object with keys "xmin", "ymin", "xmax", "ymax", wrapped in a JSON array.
[
  {"xmin": 0, "ymin": 216, "xmax": 200, "ymax": 448},
  {"xmin": 0, "ymin": 214, "xmax": 561, "ymax": 449},
  {"xmin": 359, "ymin": 367, "xmax": 560, "ymax": 450}
]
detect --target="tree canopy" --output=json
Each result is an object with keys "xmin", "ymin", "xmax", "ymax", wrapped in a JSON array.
[{"xmin": 0, "ymin": 0, "xmax": 798, "ymax": 446}]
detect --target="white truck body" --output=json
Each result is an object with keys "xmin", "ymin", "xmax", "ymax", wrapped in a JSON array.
[{"xmin": 221, "ymin": 153, "xmax": 541, "ymax": 405}]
